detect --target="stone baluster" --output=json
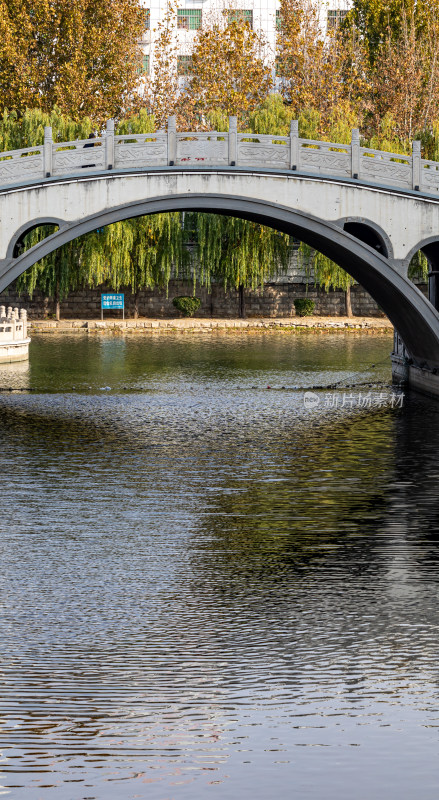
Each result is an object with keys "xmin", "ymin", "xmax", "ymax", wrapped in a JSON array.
[
  {"xmin": 13, "ymin": 307, "xmax": 18, "ymax": 320},
  {"xmin": 290, "ymin": 119, "xmax": 299, "ymax": 171},
  {"xmin": 412, "ymin": 140, "xmax": 421, "ymax": 191},
  {"xmin": 167, "ymin": 116, "xmax": 176, "ymax": 166},
  {"xmin": 20, "ymin": 308, "xmax": 27, "ymax": 338},
  {"xmin": 7, "ymin": 306, "xmax": 12, "ymax": 319},
  {"xmin": 0, "ymin": 306, "xmax": 5, "ymax": 320},
  {"xmin": 351, "ymin": 128, "xmax": 360, "ymax": 179},
  {"xmin": 44, "ymin": 126, "xmax": 53, "ymax": 178},
  {"xmin": 106, "ymin": 119, "xmax": 114, "ymax": 170},
  {"xmin": 229, "ymin": 116, "xmax": 237, "ymax": 166}
]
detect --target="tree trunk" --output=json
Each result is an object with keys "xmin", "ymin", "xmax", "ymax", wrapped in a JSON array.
[
  {"xmin": 134, "ymin": 292, "xmax": 139, "ymax": 319},
  {"xmin": 345, "ymin": 284, "xmax": 353, "ymax": 317},
  {"xmin": 239, "ymin": 284, "xmax": 245, "ymax": 318},
  {"xmin": 55, "ymin": 280, "xmax": 60, "ymax": 321}
]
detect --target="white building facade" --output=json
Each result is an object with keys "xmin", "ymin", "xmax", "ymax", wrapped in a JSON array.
[{"xmin": 139, "ymin": 0, "xmax": 353, "ymax": 80}]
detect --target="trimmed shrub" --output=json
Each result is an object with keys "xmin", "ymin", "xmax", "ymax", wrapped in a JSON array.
[
  {"xmin": 172, "ymin": 296, "xmax": 202, "ymax": 317},
  {"xmin": 294, "ymin": 298, "xmax": 315, "ymax": 317}
]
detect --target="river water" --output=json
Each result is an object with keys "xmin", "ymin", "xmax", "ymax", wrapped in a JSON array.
[{"xmin": 1, "ymin": 331, "xmax": 439, "ymax": 800}]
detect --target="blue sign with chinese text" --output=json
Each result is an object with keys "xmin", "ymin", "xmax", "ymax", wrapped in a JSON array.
[{"xmin": 101, "ymin": 293, "xmax": 124, "ymax": 309}]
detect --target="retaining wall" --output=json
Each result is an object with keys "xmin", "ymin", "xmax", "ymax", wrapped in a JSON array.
[{"xmin": 0, "ymin": 280, "xmax": 399, "ymax": 319}]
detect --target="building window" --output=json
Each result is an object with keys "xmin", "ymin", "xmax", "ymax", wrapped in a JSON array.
[
  {"xmin": 177, "ymin": 9, "xmax": 202, "ymax": 30},
  {"xmin": 228, "ymin": 9, "xmax": 253, "ymax": 28},
  {"xmin": 138, "ymin": 54, "xmax": 149, "ymax": 75},
  {"xmin": 177, "ymin": 55, "xmax": 193, "ymax": 75},
  {"xmin": 327, "ymin": 9, "xmax": 348, "ymax": 30},
  {"xmin": 145, "ymin": 9, "xmax": 150, "ymax": 29}
]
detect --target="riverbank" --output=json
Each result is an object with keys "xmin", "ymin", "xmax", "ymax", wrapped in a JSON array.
[{"xmin": 28, "ymin": 316, "xmax": 393, "ymax": 334}]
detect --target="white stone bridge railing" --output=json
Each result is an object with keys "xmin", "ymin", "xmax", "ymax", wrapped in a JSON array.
[
  {"xmin": 0, "ymin": 115, "xmax": 438, "ymax": 194},
  {"xmin": 0, "ymin": 306, "xmax": 28, "ymax": 342}
]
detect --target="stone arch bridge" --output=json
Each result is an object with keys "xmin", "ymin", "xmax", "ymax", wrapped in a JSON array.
[{"xmin": 2, "ymin": 117, "xmax": 439, "ymax": 396}]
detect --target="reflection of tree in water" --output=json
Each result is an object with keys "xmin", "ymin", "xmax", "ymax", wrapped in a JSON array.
[
  {"xmin": 191, "ymin": 408, "xmax": 398, "ymax": 590},
  {"xmin": 27, "ymin": 332, "xmax": 392, "ymax": 392},
  {"xmin": 391, "ymin": 396, "xmax": 439, "ymax": 550},
  {"xmin": 0, "ymin": 398, "xmax": 130, "ymax": 457},
  {"xmin": 183, "ymin": 403, "xmax": 439, "ymax": 706}
]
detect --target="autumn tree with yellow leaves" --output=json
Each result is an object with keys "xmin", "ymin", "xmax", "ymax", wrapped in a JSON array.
[
  {"xmin": 187, "ymin": 13, "xmax": 272, "ymax": 124},
  {"xmin": 142, "ymin": 0, "xmax": 180, "ymax": 128},
  {"xmin": 276, "ymin": 0, "xmax": 367, "ymax": 138},
  {"xmin": 0, "ymin": 0, "xmax": 145, "ymax": 124},
  {"xmin": 365, "ymin": 7, "xmax": 439, "ymax": 144}
]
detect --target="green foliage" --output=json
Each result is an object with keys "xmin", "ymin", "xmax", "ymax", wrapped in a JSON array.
[
  {"xmin": 0, "ymin": 107, "xmax": 158, "ymax": 153},
  {"xmin": 207, "ymin": 95, "xmax": 294, "ymax": 137},
  {"xmin": 298, "ymin": 108, "xmax": 321, "ymax": 140},
  {"xmin": 326, "ymin": 103, "xmax": 361, "ymax": 145},
  {"xmin": 297, "ymin": 105, "xmax": 360, "ymax": 145},
  {"xmin": 408, "ymin": 249, "xmax": 429, "ymax": 282},
  {"xmin": 206, "ymin": 109, "xmax": 230, "ymax": 132},
  {"xmin": 17, "ymin": 211, "xmax": 291, "ymax": 301},
  {"xmin": 0, "ymin": 107, "xmax": 94, "ymax": 151},
  {"xmin": 298, "ymin": 243, "xmax": 355, "ymax": 292},
  {"xmin": 367, "ymin": 113, "xmax": 410, "ymax": 154},
  {"xmin": 172, "ymin": 296, "xmax": 201, "ymax": 317},
  {"xmin": 116, "ymin": 110, "xmax": 156, "ymax": 136},
  {"xmin": 294, "ymin": 298, "xmax": 315, "ymax": 316},
  {"xmin": 248, "ymin": 94, "xmax": 293, "ymax": 135},
  {"xmin": 16, "ymin": 214, "xmax": 187, "ymax": 299},
  {"xmin": 192, "ymin": 214, "xmax": 291, "ymax": 291}
]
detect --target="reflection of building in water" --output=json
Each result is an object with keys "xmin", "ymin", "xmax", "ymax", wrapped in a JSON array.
[{"xmin": 0, "ymin": 306, "xmax": 30, "ymax": 363}]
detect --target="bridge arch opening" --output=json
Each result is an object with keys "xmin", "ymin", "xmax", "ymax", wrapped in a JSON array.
[
  {"xmin": 342, "ymin": 222, "xmax": 389, "ymax": 259},
  {"xmin": 2, "ymin": 193, "xmax": 439, "ymax": 368},
  {"xmin": 404, "ymin": 238, "xmax": 439, "ymax": 313},
  {"xmin": 9, "ymin": 219, "xmax": 62, "ymax": 260}
]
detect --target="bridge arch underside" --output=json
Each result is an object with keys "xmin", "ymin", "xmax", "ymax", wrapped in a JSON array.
[{"xmin": 3, "ymin": 193, "xmax": 439, "ymax": 368}]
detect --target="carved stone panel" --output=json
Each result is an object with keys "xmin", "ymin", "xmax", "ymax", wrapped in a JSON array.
[
  {"xmin": 238, "ymin": 143, "xmax": 289, "ymax": 166},
  {"xmin": 0, "ymin": 154, "xmax": 43, "ymax": 186},
  {"xmin": 421, "ymin": 167, "xmax": 439, "ymax": 193},
  {"xmin": 53, "ymin": 148, "xmax": 105, "ymax": 175},
  {"xmin": 299, "ymin": 150, "xmax": 350, "ymax": 175},
  {"xmin": 360, "ymin": 157, "xmax": 410, "ymax": 187},
  {"xmin": 176, "ymin": 138, "xmax": 227, "ymax": 164},
  {"xmin": 115, "ymin": 143, "xmax": 167, "ymax": 168}
]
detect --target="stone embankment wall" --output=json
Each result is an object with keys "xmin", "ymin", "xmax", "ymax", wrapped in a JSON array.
[{"xmin": 0, "ymin": 280, "xmax": 403, "ymax": 319}]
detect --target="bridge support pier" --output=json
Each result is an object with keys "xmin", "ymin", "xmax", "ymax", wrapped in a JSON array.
[
  {"xmin": 429, "ymin": 270, "xmax": 439, "ymax": 310},
  {"xmin": 391, "ymin": 331, "xmax": 439, "ymax": 399}
]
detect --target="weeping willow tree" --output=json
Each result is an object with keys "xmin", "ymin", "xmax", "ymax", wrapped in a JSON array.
[
  {"xmin": 14, "ymin": 224, "xmax": 82, "ymax": 320},
  {"xmin": 116, "ymin": 110, "xmax": 156, "ymax": 136},
  {"xmin": 0, "ymin": 107, "xmax": 94, "ymax": 151},
  {"xmin": 191, "ymin": 214, "xmax": 291, "ymax": 317},
  {"xmin": 0, "ymin": 106, "xmax": 157, "ymax": 152},
  {"xmin": 16, "ymin": 214, "xmax": 187, "ymax": 319},
  {"xmin": 299, "ymin": 243, "xmax": 356, "ymax": 317},
  {"xmin": 79, "ymin": 214, "xmax": 187, "ymax": 316},
  {"xmin": 408, "ymin": 249, "xmax": 429, "ymax": 283}
]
